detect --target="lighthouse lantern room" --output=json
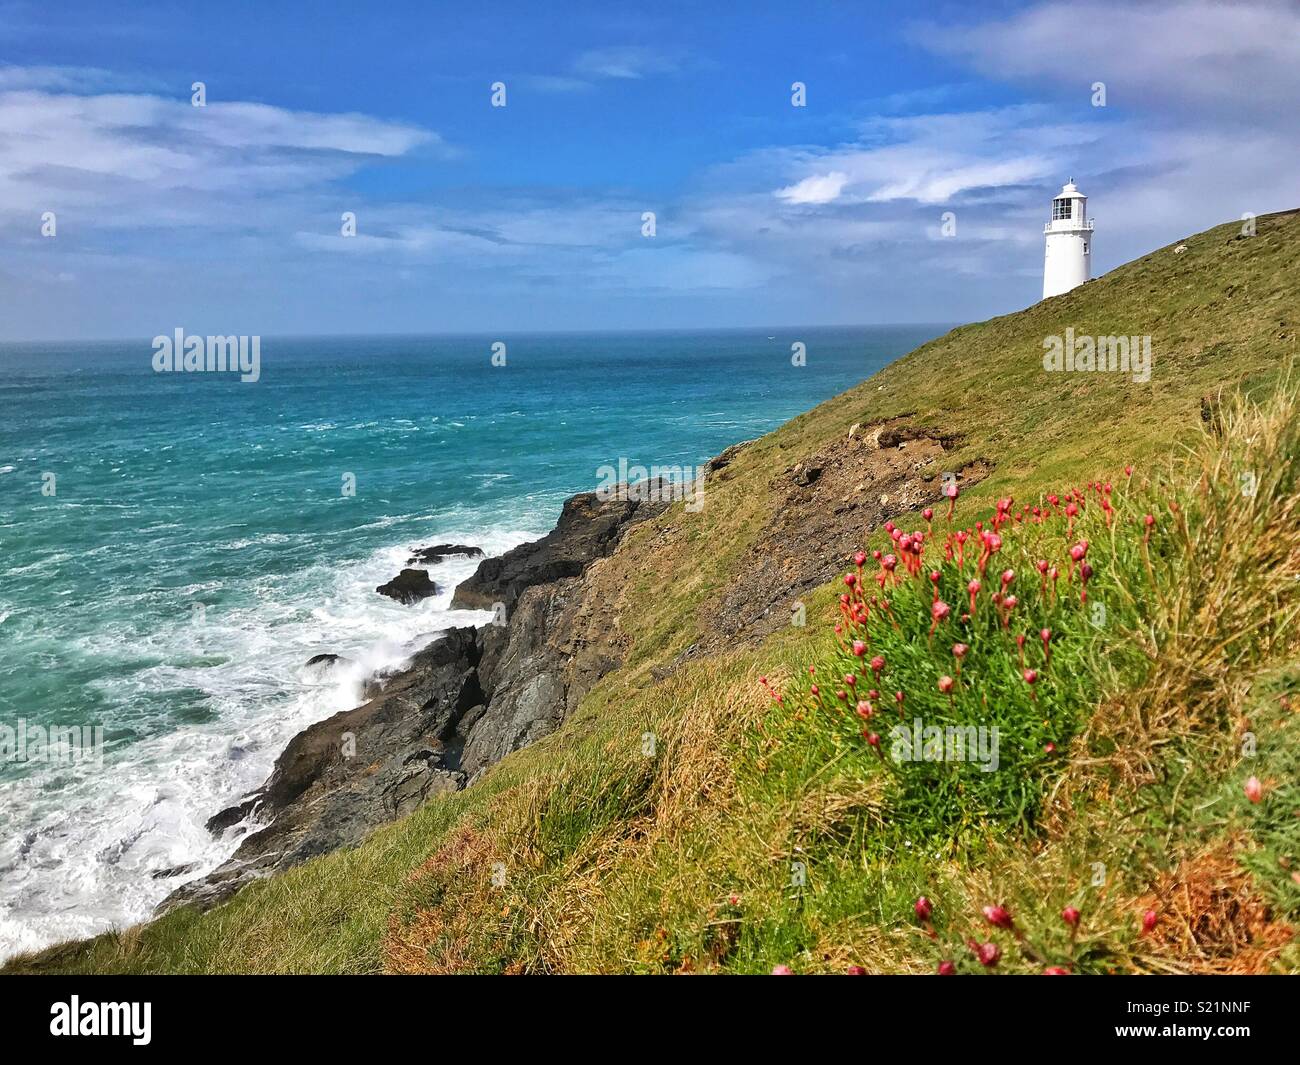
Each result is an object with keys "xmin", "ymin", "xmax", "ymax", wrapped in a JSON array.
[{"xmin": 1042, "ymin": 179, "xmax": 1093, "ymax": 299}]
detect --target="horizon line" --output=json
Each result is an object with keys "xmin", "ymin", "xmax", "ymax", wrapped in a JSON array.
[{"xmin": 0, "ymin": 322, "xmax": 960, "ymax": 347}]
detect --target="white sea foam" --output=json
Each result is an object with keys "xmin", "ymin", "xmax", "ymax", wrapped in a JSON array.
[{"xmin": 0, "ymin": 525, "xmax": 532, "ymax": 962}]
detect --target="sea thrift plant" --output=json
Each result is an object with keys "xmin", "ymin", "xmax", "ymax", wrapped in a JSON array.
[
  {"xmin": 758, "ymin": 465, "xmax": 1171, "ymax": 834},
  {"xmin": 752, "ymin": 459, "xmax": 1202, "ymax": 971},
  {"xmin": 915, "ymin": 897, "xmax": 1092, "ymax": 975},
  {"xmin": 745, "ymin": 389, "xmax": 1300, "ymax": 974}
]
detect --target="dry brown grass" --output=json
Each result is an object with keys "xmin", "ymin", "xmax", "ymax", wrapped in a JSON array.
[
  {"xmin": 530, "ymin": 666, "xmax": 769, "ymax": 972},
  {"xmin": 1135, "ymin": 839, "xmax": 1294, "ymax": 974},
  {"xmin": 1065, "ymin": 383, "xmax": 1300, "ymax": 799},
  {"xmin": 485, "ymin": 659, "xmax": 900, "ymax": 973},
  {"xmin": 383, "ymin": 824, "xmax": 508, "ymax": 974}
]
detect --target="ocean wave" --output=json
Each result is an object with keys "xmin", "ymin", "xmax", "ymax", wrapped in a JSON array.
[
  {"xmin": 0, "ymin": 525, "xmax": 525, "ymax": 962},
  {"xmin": 350, "ymin": 514, "xmax": 425, "ymax": 533},
  {"xmin": 225, "ymin": 532, "xmax": 302, "ymax": 550}
]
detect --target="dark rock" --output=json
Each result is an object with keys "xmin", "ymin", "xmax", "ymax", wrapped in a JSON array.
[
  {"xmin": 305, "ymin": 653, "xmax": 355, "ymax": 670},
  {"xmin": 876, "ymin": 425, "xmax": 920, "ymax": 449},
  {"xmin": 451, "ymin": 489, "xmax": 667, "ymax": 612},
  {"xmin": 791, "ymin": 463, "xmax": 822, "ymax": 486},
  {"xmin": 160, "ymin": 627, "xmax": 482, "ymax": 914},
  {"xmin": 376, "ymin": 568, "xmax": 440, "ymax": 604},
  {"xmin": 384, "ymin": 757, "xmax": 463, "ymax": 821},
  {"xmin": 359, "ymin": 674, "xmax": 388, "ymax": 701},
  {"xmin": 206, "ymin": 798, "xmax": 259, "ymax": 835},
  {"xmin": 460, "ymin": 596, "xmax": 570, "ymax": 777},
  {"xmin": 459, "ymin": 570, "xmax": 628, "ymax": 780},
  {"xmin": 455, "ymin": 703, "xmax": 487, "ymax": 738},
  {"xmin": 1200, "ymin": 394, "xmax": 1224, "ymax": 436},
  {"xmin": 407, "ymin": 543, "xmax": 484, "ymax": 566},
  {"xmin": 150, "ymin": 863, "xmax": 198, "ymax": 881},
  {"xmin": 706, "ymin": 439, "xmax": 754, "ymax": 474},
  {"xmin": 706, "ymin": 419, "xmax": 993, "ymax": 652}
]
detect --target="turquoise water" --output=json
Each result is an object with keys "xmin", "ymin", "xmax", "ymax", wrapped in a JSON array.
[{"xmin": 0, "ymin": 326, "xmax": 941, "ymax": 956}]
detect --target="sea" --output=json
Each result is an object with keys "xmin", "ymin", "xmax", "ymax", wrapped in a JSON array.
[{"xmin": 0, "ymin": 325, "xmax": 942, "ymax": 959}]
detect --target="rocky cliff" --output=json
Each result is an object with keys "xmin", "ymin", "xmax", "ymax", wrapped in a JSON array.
[{"xmin": 161, "ymin": 486, "xmax": 671, "ymax": 912}]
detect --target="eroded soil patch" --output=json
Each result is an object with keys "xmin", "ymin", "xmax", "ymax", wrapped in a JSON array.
[{"xmin": 707, "ymin": 417, "xmax": 990, "ymax": 646}]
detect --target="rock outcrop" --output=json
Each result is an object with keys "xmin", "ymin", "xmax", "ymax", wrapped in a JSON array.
[
  {"xmin": 707, "ymin": 417, "xmax": 990, "ymax": 648},
  {"xmin": 376, "ymin": 568, "xmax": 440, "ymax": 604},
  {"xmin": 407, "ymin": 543, "xmax": 484, "ymax": 566},
  {"xmin": 451, "ymin": 490, "xmax": 664, "ymax": 612},
  {"xmin": 163, "ymin": 487, "xmax": 667, "ymax": 913},
  {"xmin": 164, "ymin": 628, "xmax": 481, "ymax": 911}
]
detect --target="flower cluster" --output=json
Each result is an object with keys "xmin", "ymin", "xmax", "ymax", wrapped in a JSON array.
[
  {"xmin": 921, "ymin": 897, "xmax": 1088, "ymax": 975},
  {"xmin": 785, "ymin": 480, "xmax": 1145, "ymax": 739},
  {"xmin": 756, "ymin": 470, "xmax": 1170, "ymax": 829}
]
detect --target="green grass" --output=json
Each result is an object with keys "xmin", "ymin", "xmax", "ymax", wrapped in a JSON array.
[{"xmin": 9, "ymin": 209, "xmax": 1300, "ymax": 975}]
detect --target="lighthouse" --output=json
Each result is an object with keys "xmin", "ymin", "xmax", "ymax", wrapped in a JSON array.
[{"xmin": 1042, "ymin": 179, "xmax": 1093, "ymax": 299}]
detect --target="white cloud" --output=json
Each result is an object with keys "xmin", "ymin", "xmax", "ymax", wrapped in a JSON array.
[
  {"xmin": 759, "ymin": 107, "xmax": 1105, "ymax": 210},
  {"xmin": 517, "ymin": 74, "xmax": 594, "ymax": 94},
  {"xmin": 776, "ymin": 172, "xmax": 849, "ymax": 205},
  {"xmin": 572, "ymin": 46, "xmax": 679, "ymax": 80},
  {"xmin": 866, "ymin": 157, "xmax": 1054, "ymax": 205},
  {"xmin": 511, "ymin": 45, "xmax": 687, "ymax": 97},
  {"xmin": 0, "ymin": 86, "xmax": 440, "ymax": 223},
  {"xmin": 183, "ymin": 101, "xmax": 434, "ymax": 155},
  {"xmin": 918, "ymin": 1, "xmax": 1300, "ymax": 120},
  {"xmin": 0, "ymin": 64, "xmax": 160, "ymax": 92}
]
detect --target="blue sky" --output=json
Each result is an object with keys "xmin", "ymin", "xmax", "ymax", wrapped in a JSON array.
[{"xmin": 2, "ymin": 0, "xmax": 1297, "ymax": 339}]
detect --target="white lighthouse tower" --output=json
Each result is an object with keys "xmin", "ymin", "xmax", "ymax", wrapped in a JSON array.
[{"xmin": 1042, "ymin": 179, "xmax": 1093, "ymax": 299}]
